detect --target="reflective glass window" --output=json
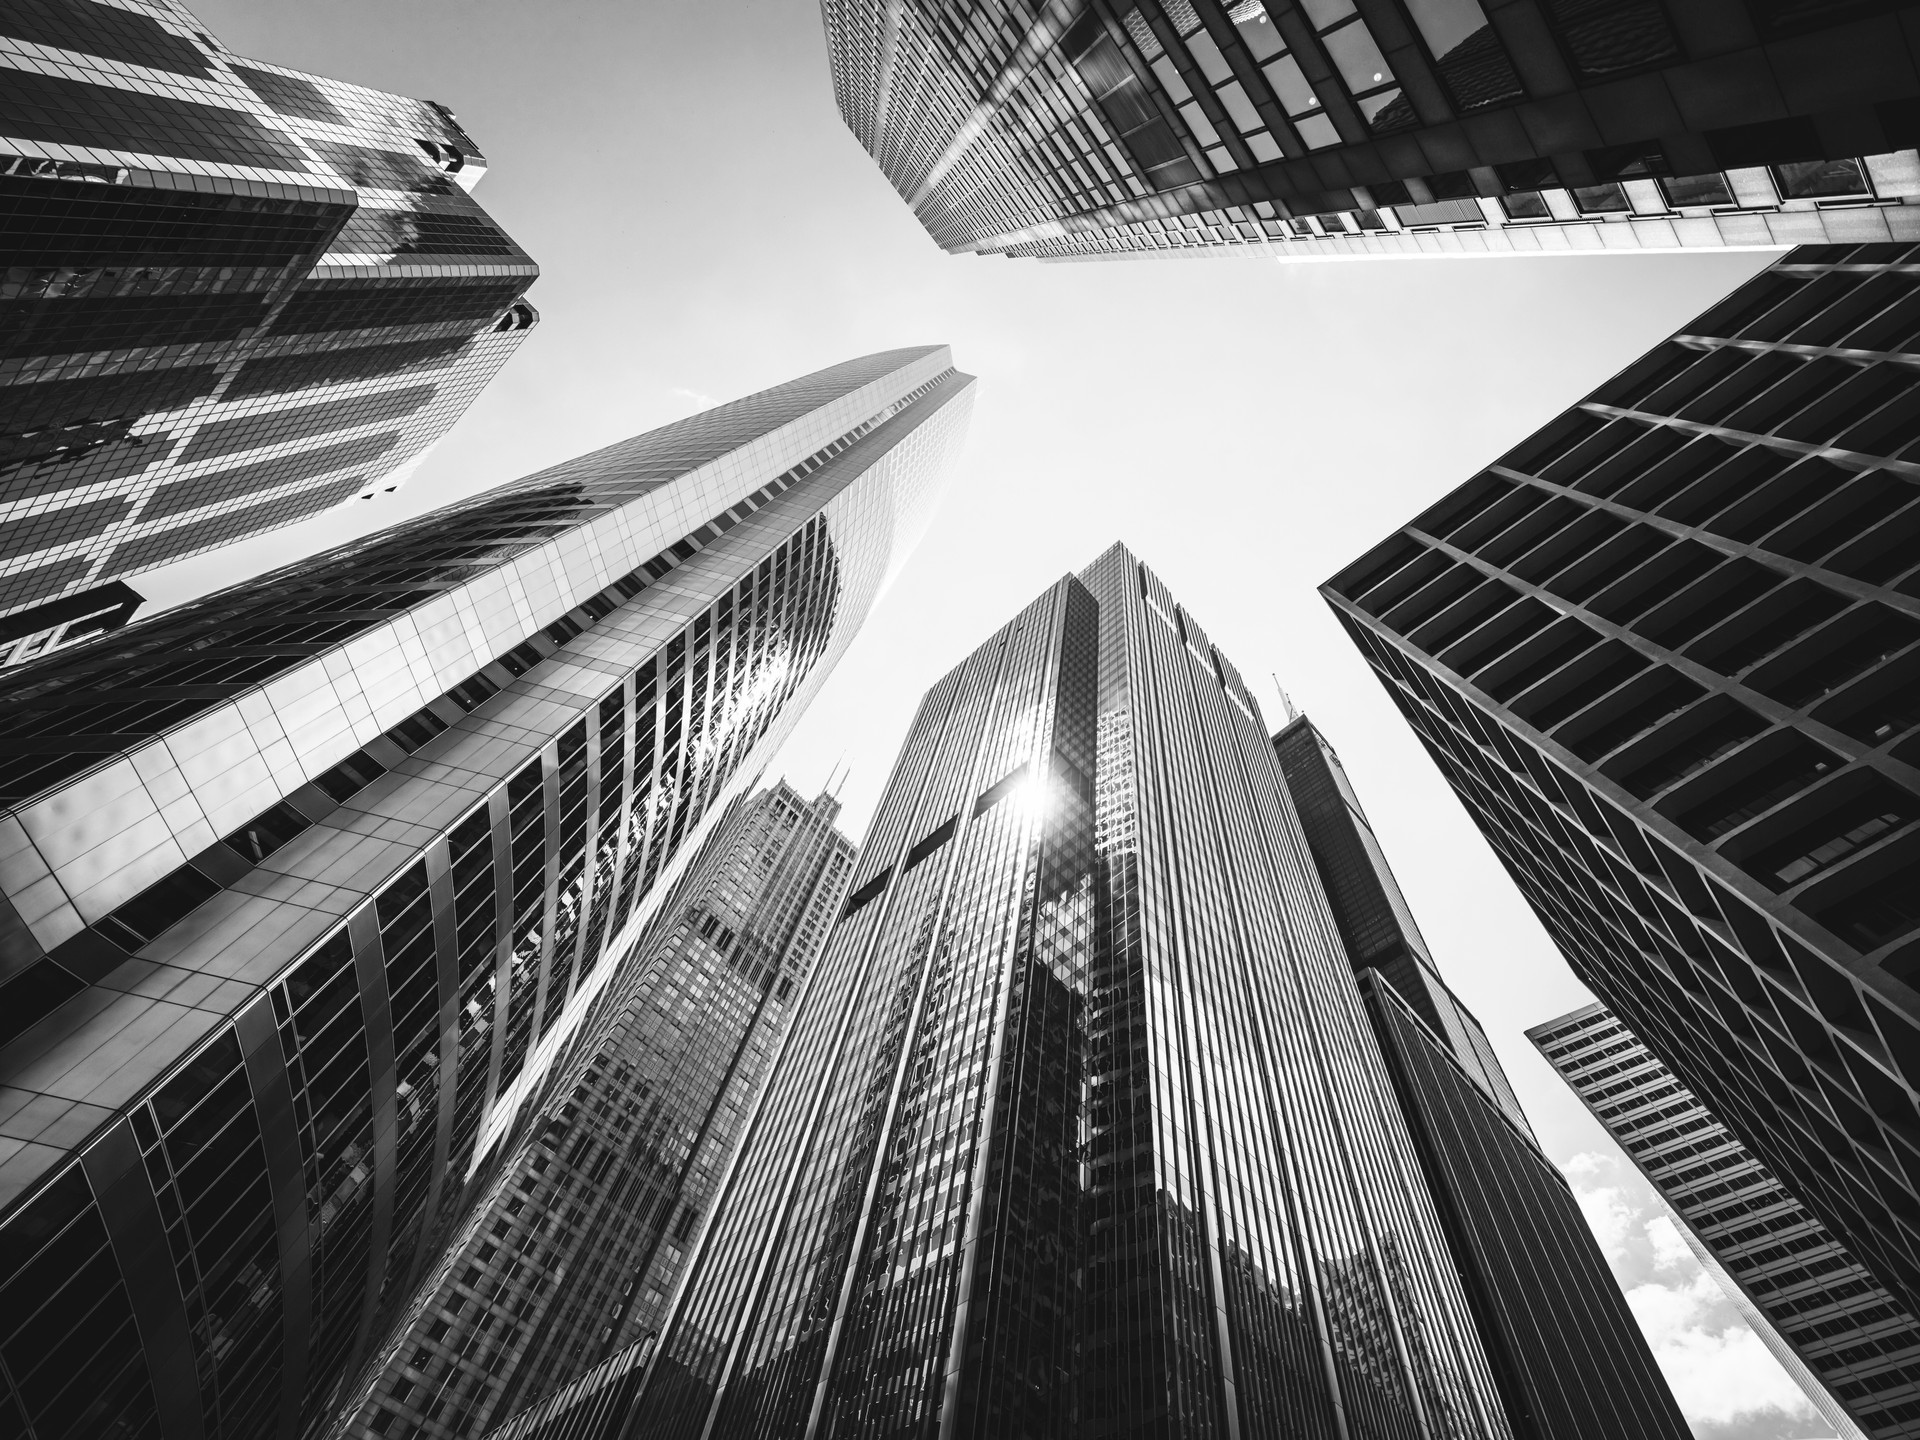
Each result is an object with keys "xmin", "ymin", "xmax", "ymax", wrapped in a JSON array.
[
  {"xmin": 1662, "ymin": 172, "xmax": 1736, "ymax": 208},
  {"xmin": 1775, "ymin": 160, "xmax": 1871, "ymax": 201},
  {"xmin": 1402, "ymin": 0, "xmax": 1525, "ymax": 109}
]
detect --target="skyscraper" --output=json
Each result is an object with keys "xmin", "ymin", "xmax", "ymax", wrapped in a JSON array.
[
  {"xmin": 2, "ymin": 0, "xmax": 539, "ymax": 662},
  {"xmin": 344, "ymin": 781, "xmax": 857, "ymax": 1440},
  {"xmin": 1534, "ymin": 1002, "xmax": 1920, "ymax": 1439},
  {"xmin": 823, "ymin": 0, "xmax": 1920, "ymax": 261},
  {"xmin": 0, "ymin": 348, "xmax": 972, "ymax": 1440},
  {"xmin": 1273, "ymin": 716, "xmax": 1690, "ymax": 1440},
  {"xmin": 612, "ymin": 544, "xmax": 1510, "ymax": 1439},
  {"xmin": 1321, "ymin": 242, "xmax": 1920, "ymax": 1319}
]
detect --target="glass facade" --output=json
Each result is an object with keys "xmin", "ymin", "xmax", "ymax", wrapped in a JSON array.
[
  {"xmin": 1, "ymin": 0, "xmax": 540, "ymax": 661},
  {"xmin": 343, "ymin": 781, "xmax": 856, "ymax": 1439},
  {"xmin": 1322, "ymin": 244, "xmax": 1920, "ymax": 1322},
  {"xmin": 604, "ymin": 545, "xmax": 1509, "ymax": 1439},
  {"xmin": 1274, "ymin": 717, "xmax": 1688, "ymax": 1438},
  {"xmin": 822, "ymin": 0, "xmax": 1920, "ymax": 261},
  {"xmin": 0, "ymin": 349, "xmax": 975, "ymax": 1440},
  {"xmin": 1535, "ymin": 1003, "xmax": 1920, "ymax": 1438}
]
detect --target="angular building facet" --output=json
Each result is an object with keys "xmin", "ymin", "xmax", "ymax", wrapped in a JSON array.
[
  {"xmin": 825, "ymin": 0, "xmax": 1920, "ymax": 261},
  {"xmin": 0, "ymin": 348, "xmax": 972, "ymax": 1440},
  {"xmin": 1534, "ymin": 1002, "xmax": 1920, "ymax": 1439},
  {"xmin": 1321, "ymin": 242, "xmax": 1920, "ymax": 1321},
  {"xmin": 1273, "ymin": 716, "xmax": 1690, "ymax": 1440},
  {"xmin": 612, "ymin": 544, "xmax": 1511, "ymax": 1439},
  {"xmin": 2, "ymin": 0, "xmax": 539, "ymax": 662},
  {"xmin": 342, "ymin": 781, "xmax": 857, "ymax": 1440}
]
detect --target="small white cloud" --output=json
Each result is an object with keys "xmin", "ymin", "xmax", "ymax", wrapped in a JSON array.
[
  {"xmin": 1647, "ymin": 1213, "xmax": 1695, "ymax": 1273},
  {"xmin": 668, "ymin": 386, "xmax": 717, "ymax": 411}
]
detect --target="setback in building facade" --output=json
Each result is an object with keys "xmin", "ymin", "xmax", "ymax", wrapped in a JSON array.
[
  {"xmin": 0, "ymin": 348, "xmax": 973, "ymax": 1440},
  {"xmin": 343, "ymin": 781, "xmax": 856, "ymax": 1440},
  {"xmin": 602, "ymin": 545, "xmax": 1513, "ymax": 1439},
  {"xmin": 1273, "ymin": 716, "xmax": 1690, "ymax": 1440},
  {"xmin": 1322, "ymin": 242, "xmax": 1920, "ymax": 1325},
  {"xmin": 2, "ymin": 0, "xmax": 539, "ymax": 663},
  {"xmin": 824, "ymin": 0, "xmax": 1920, "ymax": 261},
  {"xmin": 1534, "ymin": 1002, "xmax": 1920, "ymax": 1439}
]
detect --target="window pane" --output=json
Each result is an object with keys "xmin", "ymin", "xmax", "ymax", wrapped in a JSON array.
[
  {"xmin": 1247, "ymin": 130, "xmax": 1283, "ymax": 163},
  {"xmin": 1322, "ymin": 21, "xmax": 1394, "ymax": 95},
  {"xmin": 1300, "ymin": 0, "xmax": 1357, "ymax": 25},
  {"xmin": 1503, "ymin": 191, "xmax": 1552, "ymax": 219},
  {"xmin": 1180, "ymin": 100, "xmax": 1221, "ymax": 146},
  {"xmin": 1231, "ymin": 1, "xmax": 1286, "ymax": 60},
  {"xmin": 1661, "ymin": 172, "xmax": 1735, "ymax": 207},
  {"xmin": 1296, "ymin": 112, "xmax": 1341, "ymax": 149},
  {"xmin": 1151, "ymin": 55, "xmax": 1193, "ymax": 103},
  {"xmin": 1184, "ymin": 28, "xmax": 1234, "ymax": 84},
  {"xmin": 1261, "ymin": 54, "xmax": 1321, "ymax": 115},
  {"xmin": 1572, "ymin": 182, "xmax": 1630, "ymax": 213},
  {"xmin": 1359, "ymin": 88, "xmax": 1411, "ymax": 132},
  {"xmin": 1544, "ymin": 0, "xmax": 1678, "ymax": 77},
  {"xmin": 1775, "ymin": 159, "xmax": 1871, "ymax": 200},
  {"xmin": 1217, "ymin": 80, "xmax": 1263, "ymax": 133}
]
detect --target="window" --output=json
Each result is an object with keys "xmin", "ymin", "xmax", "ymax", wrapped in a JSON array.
[
  {"xmin": 1774, "ymin": 159, "xmax": 1871, "ymax": 201},
  {"xmin": 1572, "ymin": 182, "xmax": 1630, "ymax": 214},
  {"xmin": 1401, "ymin": 0, "xmax": 1524, "ymax": 111},
  {"xmin": 1662, "ymin": 172, "xmax": 1736, "ymax": 208}
]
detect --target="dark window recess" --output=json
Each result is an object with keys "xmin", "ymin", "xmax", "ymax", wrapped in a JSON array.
[
  {"xmin": 1671, "ymin": 738, "xmax": 1843, "ymax": 841},
  {"xmin": 314, "ymin": 749, "xmax": 389, "ymax": 802},
  {"xmin": 1815, "ymin": 651, "xmax": 1920, "ymax": 745},
  {"xmin": 841, "ymin": 868, "xmax": 892, "ymax": 919},
  {"xmin": 1689, "ymin": 581, "xmax": 1851, "ymax": 676},
  {"xmin": 1754, "ymin": 607, "xmax": 1920, "ymax": 707},
  {"xmin": 224, "ymin": 335, "xmax": 473, "ymax": 400},
  {"xmin": 1613, "ymin": 702, "xmax": 1769, "ymax": 799},
  {"xmin": 1746, "ymin": 782, "xmax": 1920, "ymax": 889},
  {"xmin": 268, "ymin": 280, "xmax": 525, "ymax": 337},
  {"xmin": 498, "ymin": 640, "xmax": 545, "ymax": 676},
  {"xmin": 230, "ymin": 63, "xmax": 345, "ymax": 124},
  {"xmin": 974, "ymin": 764, "xmax": 1033, "ymax": 815},
  {"xmin": 448, "ymin": 674, "xmax": 500, "ymax": 712},
  {"xmin": 388, "ymin": 707, "xmax": 450, "ymax": 753},
  {"xmin": 0, "ymin": 0, "xmax": 209, "ymax": 73},
  {"xmin": 1812, "ymin": 860, "xmax": 1920, "ymax": 951},
  {"xmin": 95, "ymin": 865, "xmax": 221, "ymax": 949},
  {"xmin": 903, "ymin": 816, "xmax": 958, "ymax": 872},
  {"xmin": 1561, "ymin": 673, "xmax": 1706, "ymax": 762},
  {"xmin": 0, "ymin": 960, "xmax": 87, "ymax": 1047},
  {"xmin": 0, "ymin": 68, "xmax": 308, "ymax": 170},
  {"xmin": 224, "ymin": 801, "xmax": 313, "ymax": 864}
]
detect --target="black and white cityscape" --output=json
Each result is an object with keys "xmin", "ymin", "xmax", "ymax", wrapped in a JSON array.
[{"xmin": 3, "ymin": 2, "xmax": 1919, "ymax": 1439}]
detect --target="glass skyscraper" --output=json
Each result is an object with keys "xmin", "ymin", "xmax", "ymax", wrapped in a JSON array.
[
  {"xmin": 1322, "ymin": 243, "xmax": 1920, "ymax": 1322},
  {"xmin": 343, "ymin": 781, "xmax": 857, "ymax": 1440},
  {"xmin": 823, "ymin": 0, "xmax": 1920, "ymax": 261},
  {"xmin": 2, "ymin": 0, "xmax": 538, "ymax": 663},
  {"xmin": 0, "ymin": 348, "xmax": 972, "ymax": 1440},
  {"xmin": 1273, "ymin": 717, "xmax": 1689, "ymax": 1440},
  {"xmin": 1534, "ymin": 1003, "xmax": 1920, "ymax": 1439},
  {"xmin": 601, "ymin": 544, "xmax": 1510, "ymax": 1439}
]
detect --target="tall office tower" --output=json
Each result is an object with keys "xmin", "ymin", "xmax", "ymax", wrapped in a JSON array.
[
  {"xmin": 0, "ymin": 348, "xmax": 971, "ymax": 1440},
  {"xmin": 1534, "ymin": 1003, "xmax": 1920, "ymax": 1439},
  {"xmin": 2, "ymin": 0, "xmax": 539, "ymax": 663},
  {"xmin": 824, "ymin": 0, "xmax": 1920, "ymax": 262},
  {"xmin": 343, "ymin": 782, "xmax": 857, "ymax": 1440},
  {"xmin": 1321, "ymin": 243, "xmax": 1920, "ymax": 1324},
  {"xmin": 607, "ymin": 544, "xmax": 1510, "ymax": 1440},
  {"xmin": 1272, "ymin": 716, "xmax": 1690, "ymax": 1439}
]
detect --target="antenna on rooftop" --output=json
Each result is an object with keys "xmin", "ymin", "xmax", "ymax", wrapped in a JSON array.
[{"xmin": 1271, "ymin": 673, "xmax": 1299, "ymax": 724}]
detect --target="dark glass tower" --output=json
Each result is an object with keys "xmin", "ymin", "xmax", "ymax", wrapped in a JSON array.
[
  {"xmin": 1534, "ymin": 1003, "xmax": 1920, "ymax": 1439},
  {"xmin": 1273, "ymin": 716, "xmax": 1689, "ymax": 1439},
  {"xmin": 1322, "ymin": 242, "xmax": 1920, "ymax": 1320},
  {"xmin": 824, "ymin": 0, "xmax": 1920, "ymax": 260},
  {"xmin": 343, "ymin": 781, "xmax": 857, "ymax": 1440},
  {"xmin": 609, "ymin": 544, "xmax": 1510, "ymax": 1440},
  {"xmin": 0, "ymin": 349, "xmax": 973, "ymax": 1440},
  {"xmin": 1, "ymin": 0, "xmax": 539, "ymax": 662}
]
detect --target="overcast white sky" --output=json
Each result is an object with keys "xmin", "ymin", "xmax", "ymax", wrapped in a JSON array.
[{"xmin": 147, "ymin": 1, "xmax": 1838, "ymax": 1431}]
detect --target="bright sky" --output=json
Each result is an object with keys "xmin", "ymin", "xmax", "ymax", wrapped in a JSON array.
[{"xmin": 153, "ymin": 1, "xmax": 1837, "ymax": 1431}]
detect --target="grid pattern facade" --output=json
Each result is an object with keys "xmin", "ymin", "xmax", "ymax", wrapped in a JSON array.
[
  {"xmin": 1272, "ymin": 717, "xmax": 1687, "ymax": 1438},
  {"xmin": 0, "ymin": 352, "xmax": 975, "ymax": 1440},
  {"xmin": 342, "ymin": 782, "xmax": 855, "ymax": 1440},
  {"xmin": 614, "ymin": 546, "xmax": 1508, "ymax": 1440},
  {"xmin": 1534, "ymin": 1002, "xmax": 1920, "ymax": 1438},
  {"xmin": 1, "ymin": 0, "xmax": 539, "ymax": 658},
  {"xmin": 1321, "ymin": 243, "xmax": 1920, "ymax": 1322},
  {"xmin": 823, "ymin": 0, "xmax": 1920, "ymax": 262}
]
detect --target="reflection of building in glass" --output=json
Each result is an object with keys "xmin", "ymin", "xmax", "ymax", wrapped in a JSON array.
[
  {"xmin": 607, "ymin": 544, "xmax": 1511, "ymax": 1438},
  {"xmin": 0, "ymin": 350, "xmax": 972, "ymax": 1440},
  {"xmin": 1535, "ymin": 1003, "xmax": 1920, "ymax": 1440},
  {"xmin": 345, "ymin": 781, "xmax": 856, "ymax": 1440},
  {"xmin": 1, "ymin": 0, "xmax": 540, "ymax": 663},
  {"xmin": 1323, "ymin": 243, "xmax": 1920, "ymax": 1323},
  {"xmin": 1274, "ymin": 717, "xmax": 1690, "ymax": 1439},
  {"xmin": 823, "ymin": 0, "xmax": 1920, "ymax": 261}
]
